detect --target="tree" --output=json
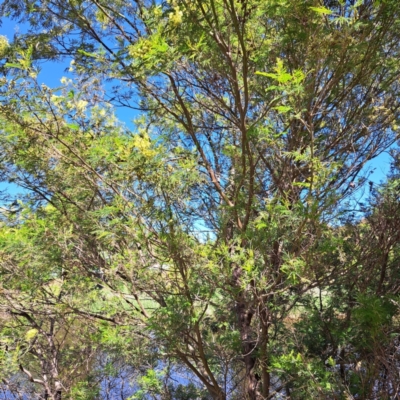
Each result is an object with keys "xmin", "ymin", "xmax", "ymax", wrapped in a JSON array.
[
  {"xmin": 0, "ymin": 204, "xmax": 106, "ymax": 400},
  {"xmin": 1, "ymin": 0, "xmax": 400, "ymax": 398}
]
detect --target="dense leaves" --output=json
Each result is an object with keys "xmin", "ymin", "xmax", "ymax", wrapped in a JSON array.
[{"xmin": 1, "ymin": 0, "xmax": 400, "ymax": 399}]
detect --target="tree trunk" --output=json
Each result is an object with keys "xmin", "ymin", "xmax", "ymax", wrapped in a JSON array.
[
  {"xmin": 260, "ymin": 322, "xmax": 270, "ymax": 399},
  {"xmin": 235, "ymin": 293, "xmax": 259, "ymax": 399}
]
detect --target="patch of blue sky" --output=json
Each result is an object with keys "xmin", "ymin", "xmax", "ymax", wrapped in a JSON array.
[
  {"xmin": 0, "ymin": 17, "xmax": 397, "ymax": 208},
  {"xmin": 366, "ymin": 150, "xmax": 392, "ymax": 185},
  {"xmin": 0, "ymin": 17, "xmax": 141, "ymax": 201}
]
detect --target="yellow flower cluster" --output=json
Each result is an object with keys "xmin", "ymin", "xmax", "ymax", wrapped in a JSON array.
[
  {"xmin": 167, "ymin": 0, "xmax": 183, "ymax": 25},
  {"xmin": 133, "ymin": 133, "xmax": 157, "ymax": 158},
  {"xmin": 0, "ymin": 35, "xmax": 9, "ymax": 57}
]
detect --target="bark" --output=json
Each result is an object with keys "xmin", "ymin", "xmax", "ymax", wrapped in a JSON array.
[
  {"xmin": 234, "ymin": 265, "xmax": 259, "ymax": 399},
  {"xmin": 260, "ymin": 319, "xmax": 270, "ymax": 399}
]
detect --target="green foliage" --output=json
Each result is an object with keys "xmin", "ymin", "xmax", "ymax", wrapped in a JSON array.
[
  {"xmin": 353, "ymin": 294, "xmax": 397, "ymax": 346},
  {"xmin": 130, "ymin": 369, "xmax": 163, "ymax": 400},
  {"xmin": 70, "ymin": 380, "xmax": 100, "ymax": 400},
  {"xmin": 1, "ymin": 0, "xmax": 400, "ymax": 398}
]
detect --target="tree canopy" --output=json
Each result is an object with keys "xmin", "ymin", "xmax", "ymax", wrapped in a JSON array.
[{"xmin": 1, "ymin": 0, "xmax": 400, "ymax": 399}]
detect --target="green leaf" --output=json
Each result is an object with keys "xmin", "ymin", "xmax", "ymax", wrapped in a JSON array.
[
  {"xmin": 274, "ymin": 105, "xmax": 292, "ymax": 113},
  {"xmin": 77, "ymin": 49, "xmax": 98, "ymax": 58},
  {"xmin": 67, "ymin": 123, "xmax": 80, "ymax": 131},
  {"xmin": 309, "ymin": 6, "xmax": 333, "ymax": 15},
  {"xmin": 4, "ymin": 62, "xmax": 23, "ymax": 69}
]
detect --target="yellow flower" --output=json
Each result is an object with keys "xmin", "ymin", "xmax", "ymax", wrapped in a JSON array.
[
  {"xmin": 153, "ymin": 6, "xmax": 162, "ymax": 18},
  {"xmin": 133, "ymin": 133, "xmax": 157, "ymax": 158},
  {"xmin": 76, "ymin": 99, "xmax": 88, "ymax": 112},
  {"xmin": 0, "ymin": 35, "xmax": 9, "ymax": 57},
  {"xmin": 169, "ymin": 6, "xmax": 183, "ymax": 25}
]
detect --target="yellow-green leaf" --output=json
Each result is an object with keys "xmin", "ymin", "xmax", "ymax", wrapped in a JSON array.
[
  {"xmin": 309, "ymin": 6, "xmax": 333, "ymax": 15},
  {"xmin": 25, "ymin": 329, "xmax": 38, "ymax": 341}
]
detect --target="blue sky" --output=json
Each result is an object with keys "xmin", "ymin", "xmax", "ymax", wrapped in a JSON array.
[
  {"xmin": 0, "ymin": 17, "xmax": 394, "ymax": 200},
  {"xmin": 1, "ymin": 17, "xmax": 71, "ymax": 198},
  {"xmin": 1, "ymin": 16, "xmax": 71, "ymax": 86},
  {"xmin": 0, "ymin": 16, "xmax": 141, "ymax": 198}
]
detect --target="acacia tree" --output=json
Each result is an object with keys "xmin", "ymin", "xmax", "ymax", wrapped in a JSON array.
[{"xmin": 1, "ymin": 0, "xmax": 400, "ymax": 399}]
